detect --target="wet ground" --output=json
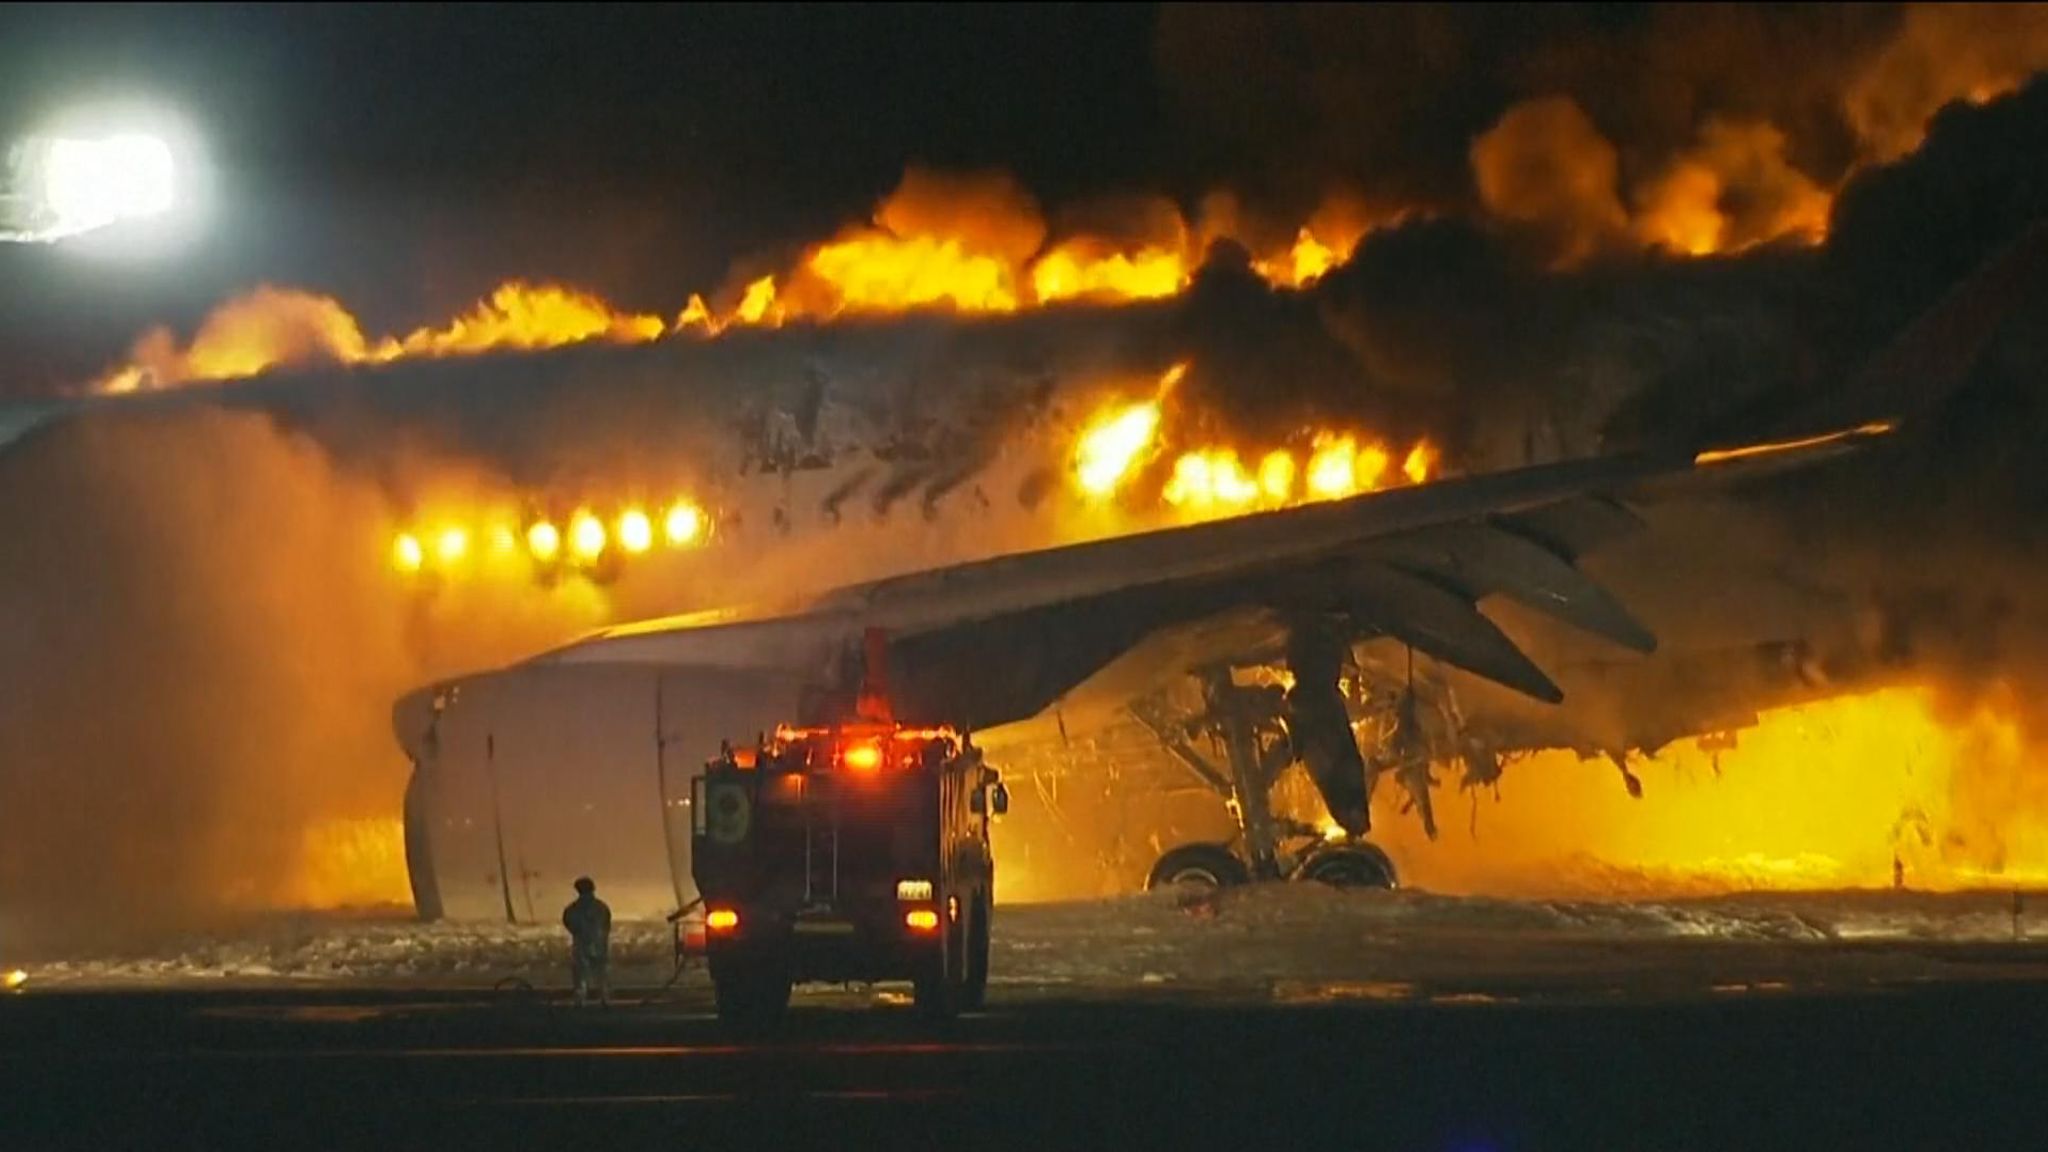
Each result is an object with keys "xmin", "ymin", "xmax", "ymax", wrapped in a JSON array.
[
  {"xmin": 7, "ymin": 889, "xmax": 2048, "ymax": 1149},
  {"xmin": 6, "ymin": 972, "xmax": 2048, "ymax": 1151}
]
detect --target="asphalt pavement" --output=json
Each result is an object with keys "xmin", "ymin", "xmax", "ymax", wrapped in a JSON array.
[{"xmin": 5, "ymin": 971, "xmax": 2048, "ymax": 1152}]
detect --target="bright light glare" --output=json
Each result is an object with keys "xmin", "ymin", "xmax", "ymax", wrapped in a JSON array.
[
  {"xmin": 391, "ymin": 533, "xmax": 424, "ymax": 573},
  {"xmin": 617, "ymin": 508, "xmax": 653, "ymax": 554},
  {"xmin": 706, "ymin": 909, "xmax": 739, "ymax": 932},
  {"xmin": 663, "ymin": 500, "xmax": 703, "ymax": 546},
  {"xmin": 527, "ymin": 520, "xmax": 561, "ymax": 562},
  {"xmin": 843, "ymin": 743, "xmax": 883, "ymax": 773},
  {"xmin": 42, "ymin": 135, "xmax": 176, "ymax": 234},
  {"xmin": 569, "ymin": 511, "xmax": 607, "ymax": 561},
  {"xmin": 435, "ymin": 527, "xmax": 468, "ymax": 565}
]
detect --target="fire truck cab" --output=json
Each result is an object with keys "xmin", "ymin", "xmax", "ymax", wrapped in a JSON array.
[{"xmin": 690, "ymin": 721, "xmax": 1007, "ymax": 1025}]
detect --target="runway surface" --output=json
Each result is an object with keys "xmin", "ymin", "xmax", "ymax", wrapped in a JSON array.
[
  {"xmin": 9, "ymin": 889, "xmax": 2048, "ymax": 1149},
  {"xmin": 7, "ymin": 956, "xmax": 2048, "ymax": 1151}
]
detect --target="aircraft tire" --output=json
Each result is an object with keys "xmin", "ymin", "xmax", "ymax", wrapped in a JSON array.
[
  {"xmin": 1298, "ymin": 843, "xmax": 1398, "ymax": 890},
  {"xmin": 1145, "ymin": 843, "xmax": 1250, "ymax": 891}
]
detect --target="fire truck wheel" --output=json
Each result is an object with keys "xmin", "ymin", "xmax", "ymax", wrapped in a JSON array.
[
  {"xmin": 914, "ymin": 923, "xmax": 963, "ymax": 1021},
  {"xmin": 1146, "ymin": 844, "xmax": 1250, "ymax": 892},
  {"xmin": 962, "ymin": 899, "xmax": 990, "ymax": 1011},
  {"xmin": 713, "ymin": 969, "xmax": 791, "ymax": 1030}
]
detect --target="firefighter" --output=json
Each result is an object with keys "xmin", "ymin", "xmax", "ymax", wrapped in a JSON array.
[{"xmin": 562, "ymin": 876, "xmax": 613, "ymax": 1007}]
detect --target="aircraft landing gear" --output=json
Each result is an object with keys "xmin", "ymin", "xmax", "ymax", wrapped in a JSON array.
[
  {"xmin": 1136, "ymin": 662, "xmax": 1398, "ymax": 895},
  {"xmin": 1293, "ymin": 841, "xmax": 1398, "ymax": 889},
  {"xmin": 1146, "ymin": 843, "xmax": 1252, "ymax": 890}
]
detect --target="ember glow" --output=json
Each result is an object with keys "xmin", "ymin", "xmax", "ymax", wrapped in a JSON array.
[{"xmin": 1361, "ymin": 685, "xmax": 2048, "ymax": 897}]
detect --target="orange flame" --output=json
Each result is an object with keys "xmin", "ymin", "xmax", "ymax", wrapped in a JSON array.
[
  {"xmin": 1844, "ymin": 4, "xmax": 2048, "ymax": 164},
  {"xmin": 1633, "ymin": 120, "xmax": 1833, "ymax": 257},
  {"xmin": 1071, "ymin": 363, "xmax": 1184, "ymax": 498},
  {"xmin": 368, "ymin": 282, "xmax": 664, "ymax": 361},
  {"xmin": 121, "ymin": 100, "xmax": 2029, "ymax": 397},
  {"xmin": 289, "ymin": 818, "xmax": 410, "ymax": 908},
  {"xmin": 1066, "ymin": 361, "xmax": 1437, "ymax": 518},
  {"xmin": 1473, "ymin": 98, "xmax": 1835, "ymax": 263},
  {"xmin": 95, "ymin": 281, "xmax": 666, "ymax": 392},
  {"xmin": 801, "ymin": 232, "xmax": 1022, "ymax": 316},
  {"xmin": 98, "ymin": 285, "xmax": 374, "ymax": 393},
  {"xmin": 1030, "ymin": 241, "xmax": 1189, "ymax": 305},
  {"xmin": 1158, "ymin": 434, "xmax": 1428, "ymax": 522},
  {"xmin": 83, "ymin": 168, "xmax": 1413, "ymax": 394},
  {"xmin": 1358, "ymin": 684, "xmax": 2048, "ymax": 898}
]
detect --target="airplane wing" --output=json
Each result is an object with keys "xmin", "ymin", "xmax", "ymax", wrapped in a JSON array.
[{"xmin": 537, "ymin": 432, "xmax": 1873, "ymax": 733}]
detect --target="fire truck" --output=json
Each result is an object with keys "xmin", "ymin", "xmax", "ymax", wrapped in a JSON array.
[{"xmin": 688, "ymin": 719, "xmax": 1009, "ymax": 1026}]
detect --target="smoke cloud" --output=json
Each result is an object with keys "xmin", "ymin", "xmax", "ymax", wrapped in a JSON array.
[
  {"xmin": 1470, "ymin": 97, "xmax": 1630, "ymax": 266},
  {"xmin": 0, "ymin": 409, "xmax": 606, "ymax": 954}
]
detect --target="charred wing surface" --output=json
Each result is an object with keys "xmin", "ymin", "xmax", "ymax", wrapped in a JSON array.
[
  {"xmin": 886, "ymin": 492, "xmax": 1664, "ymax": 742},
  {"xmin": 810, "ymin": 451, "xmax": 1675, "ymax": 636},
  {"xmin": 1369, "ymin": 507, "xmax": 1656, "ymax": 654},
  {"xmin": 1328, "ymin": 561, "xmax": 1564, "ymax": 704},
  {"xmin": 719, "ymin": 457, "xmax": 1678, "ymax": 746}
]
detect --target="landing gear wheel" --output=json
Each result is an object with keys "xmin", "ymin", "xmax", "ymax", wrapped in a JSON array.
[
  {"xmin": 961, "ymin": 899, "xmax": 990, "ymax": 1012},
  {"xmin": 1299, "ymin": 844, "xmax": 1398, "ymax": 890},
  {"xmin": 1146, "ymin": 843, "xmax": 1251, "ymax": 892},
  {"xmin": 713, "ymin": 968, "xmax": 791, "ymax": 1031}
]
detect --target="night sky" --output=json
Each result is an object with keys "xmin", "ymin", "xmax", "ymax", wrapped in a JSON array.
[
  {"xmin": 0, "ymin": 3, "xmax": 1985, "ymax": 392},
  {"xmin": 0, "ymin": 4, "xmax": 1172, "ymax": 382}
]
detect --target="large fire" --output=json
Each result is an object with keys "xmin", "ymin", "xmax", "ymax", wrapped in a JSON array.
[
  {"xmin": 82, "ymin": 22, "xmax": 2048, "ymax": 394},
  {"xmin": 1068, "ymin": 365, "xmax": 1437, "ymax": 515},
  {"xmin": 1354, "ymin": 684, "xmax": 2048, "ymax": 898},
  {"xmin": 89, "ymin": 174, "xmax": 1396, "ymax": 393},
  {"xmin": 383, "ymin": 356, "xmax": 1437, "ymax": 585},
  {"xmin": 289, "ymin": 818, "xmax": 411, "ymax": 909},
  {"xmin": 100, "ymin": 281, "xmax": 668, "ymax": 393}
]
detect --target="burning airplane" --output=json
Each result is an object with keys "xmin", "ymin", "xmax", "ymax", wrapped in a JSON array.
[
  {"xmin": 374, "ymin": 204, "xmax": 2038, "ymax": 921},
  {"xmin": 3, "ymin": 37, "xmax": 2048, "ymax": 946}
]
